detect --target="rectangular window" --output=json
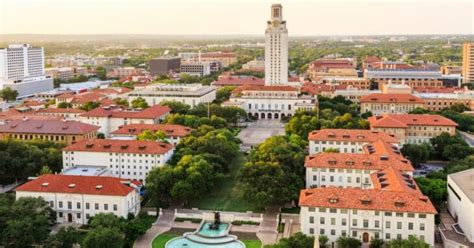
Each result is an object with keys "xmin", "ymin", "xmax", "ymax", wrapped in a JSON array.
[
  {"xmin": 386, "ymin": 221, "xmax": 391, "ymax": 229},
  {"xmin": 408, "ymin": 223, "xmax": 413, "ymax": 230},
  {"xmin": 385, "ymin": 212, "xmax": 392, "ymax": 216},
  {"xmin": 363, "ymin": 219, "xmax": 369, "ymax": 228},
  {"xmin": 420, "ymin": 223, "xmax": 425, "ymax": 231},
  {"xmin": 329, "ymin": 208, "xmax": 337, "ymax": 213},
  {"xmin": 320, "ymin": 217, "xmax": 325, "ymax": 224},
  {"xmin": 342, "ymin": 218, "xmax": 347, "ymax": 226},
  {"xmin": 386, "ymin": 233, "xmax": 391, "ymax": 240},
  {"xmin": 352, "ymin": 219, "xmax": 357, "ymax": 227},
  {"xmin": 309, "ymin": 228, "xmax": 314, "ymax": 234},
  {"xmin": 113, "ymin": 204, "xmax": 118, "ymax": 211},
  {"xmin": 397, "ymin": 222, "xmax": 402, "ymax": 229},
  {"xmin": 375, "ymin": 220, "xmax": 380, "ymax": 228},
  {"xmin": 77, "ymin": 202, "xmax": 81, "ymax": 209},
  {"xmin": 331, "ymin": 229, "xmax": 336, "ymax": 236},
  {"xmin": 59, "ymin": 201, "xmax": 63, "ymax": 208},
  {"xmin": 95, "ymin": 203, "xmax": 99, "ymax": 210},
  {"xmin": 319, "ymin": 207, "xmax": 326, "ymax": 213},
  {"xmin": 308, "ymin": 207, "xmax": 315, "ymax": 212},
  {"xmin": 86, "ymin": 203, "xmax": 90, "ymax": 209},
  {"xmin": 104, "ymin": 204, "xmax": 108, "ymax": 211},
  {"xmin": 320, "ymin": 229, "xmax": 325, "ymax": 235},
  {"xmin": 309, "ymin": 216, "xmax": 314, "ymax": 224},
  {"xmin": 352, "ymin": 231, "xmax": 357, "ymax": 237},
  {"xmin": 77, "ymin": 213, "xmax": 81, "ymax": 219},
  {"xmin": 331, "ymin": 218, "xmax": 335, "ymax": 225}
]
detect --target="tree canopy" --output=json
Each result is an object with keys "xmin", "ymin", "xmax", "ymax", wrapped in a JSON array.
[{"xmin": 0, "ymin": 87, "xmax": 19, "ymax": 102}]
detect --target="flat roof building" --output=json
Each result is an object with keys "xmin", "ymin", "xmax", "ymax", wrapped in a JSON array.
[{"xmin": 149, "ymin": 57, "xmax": 181, "ymax": 76}]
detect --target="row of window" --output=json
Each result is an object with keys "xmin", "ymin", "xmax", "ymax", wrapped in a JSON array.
[
  {"xmin": 51, "ymin": 201, "xmax": 118, "ymax": 211},
  {"xmin": 308, "ymin": 207, "xmax": 426, "ymax": 218},
  {"xmin": 310, "ymin": 216, "xmax": 425, "ymax": 231},
  {"xmin": 308, "ymin": 228, "xmax": 425, "ymax": 242}
]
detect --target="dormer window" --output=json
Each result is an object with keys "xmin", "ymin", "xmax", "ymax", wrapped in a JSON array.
[
  {"xmin": 395, "ymin": 201, "xmax": 405, "ymax": 208},
  {"xmin": 329, "ymin": 198, "xmax": 338, "ymax": 203},
  {"xmin": 328, "ymin": 160, "xmax": 337, "ymax": 165}
]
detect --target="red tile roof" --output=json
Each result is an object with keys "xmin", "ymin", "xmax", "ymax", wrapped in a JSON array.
[
  {"xmin": 305, "ymin": 152, "xmax": 413, "ymax": 172},
  {"xmin": 37, "ymin": 108, "xmax": 86, "ymax": 114},
  {"xmin": 0, "ymin": 119, "xmax": 99, "ymax": 135},
  {"xmin": 368, "ymin": 114, "xmax": 458, "ymax": 128},
  {"xmin": 111, "ymin": 124, "xmax": 192, "ymax": 137},
  {"xmin": 81, "ymin": 105, "xmax": 170, "ymax": 119},
  {"xmin": 63, "ymin": 139, "xmax": 174, "ymax": 154},
  {"xmin": 360, "ymin": 93, "xmax": 425, "ymax": 104},
  {"xmin": 301, "ymin": 82, "xmax": 349, "ymax": 95},
  {"xmin": 412, "ymin": 86, "xmax": 463, "ymax": 94},
  {"xmin": 0, "ymin": 109, "xmax": 62, "ymax": 121},
  {"xmin": 15, "ymin": 174, "xmax": 137, "ymax": 196},
  {"xmin": 308, "ymin": 129, "xmax": 398, "ymax": 143},
  {"xmin": 299, "ymin": 187, "xmax": 436, "ymax": 214},
  {"xmin": 213, "ymin": 76, "xmax": 264, "ymax": 87}
]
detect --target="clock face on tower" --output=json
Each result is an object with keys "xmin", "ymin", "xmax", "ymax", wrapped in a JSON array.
[{"xmin": 272, "ymin": 20, "xmax": 279, "ymax": 27}]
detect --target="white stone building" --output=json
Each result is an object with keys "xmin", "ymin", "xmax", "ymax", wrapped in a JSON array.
[
  {"xmin": 128, "ymin": 83, "xmax": 216, "ymax": 108},
  {"xmin": 445, "ymin": 169, "xmax": 474, "ymax": 245},
  {"xmin": 301, "ymin": 128, "xmax": 436, "ymax": 246},
  {"xmin": 15, "ymin": 174, "xmax": 141, "ymax": 225},
  {"xmin": 79, "ymin": 105, "xmax": 171, "ymax": 137},
  {"xmin": 180, "ymin": 62, "xmax": 211, "ymax": 77},
  {"xmin": 62, "ymin": 139, "xmax": 174, "ymax": 183},
  {"xmin": 222, "ymin": 85, "xmax": 317, "ymax": 120},
  {"xmin": 308, "ymin": 129, "xmax": 399, "ymax": 155},
  {"xmin": 110, "ymin": 123, "xmax": 192, "ymax": 146},
  {"xmin": 300, "ymin": 188, "xmax": 436, "ymax": 246},
  {"xmin": 0, "ymin": 44, "xmax": 54, "ymax": 98},
  {"xmin": 265, "ymin": 4, "xmax": 288, "ymax": 85}
]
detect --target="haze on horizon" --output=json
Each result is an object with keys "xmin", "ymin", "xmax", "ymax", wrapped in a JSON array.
[{"xmin": 1, "ymin": 0, "xmax": 473, "ymax": 36}]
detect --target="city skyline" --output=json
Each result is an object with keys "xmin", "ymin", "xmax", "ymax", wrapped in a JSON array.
[{"xmin": 1, "ymin": 0, "xmax": 473, "ymax": 36}]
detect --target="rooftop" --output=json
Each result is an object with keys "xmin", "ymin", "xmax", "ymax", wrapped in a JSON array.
[
  {"xmin": 0, "ymin": 119, "xmax": 99, "ymax": 135},
  {"xmin": 111, "ymin": 124, "xmax": 192, "ymax": 137},
  {"xmin": 63, "ymin": 139, "xmax": 174, "ymax": 154},
  {"xmin": 81, "ymin": 105, "xmax": 171, "ymax": 119},
  {"xmin": 15, "ymin": 174, "xmax": 139, "ymax": 196},
  {"xmin": 360, "ymin": 93, "xmax": 425, "ymax": 104},
  {"xmin": 368, "ymin": 114, "xmax": 458, "ymax": 128},
  {"xmin": 299, "ymin": 187, "xmax": 437, "ymax": 214},
  {"xmin": 308, "ymin": 129, "xmax": 398, "ymax": 143},
  {"xmin": 448, "ymin": 168, "xmax": 474, "ymax": 203}
]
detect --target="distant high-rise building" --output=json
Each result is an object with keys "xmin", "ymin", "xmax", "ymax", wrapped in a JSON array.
[
  {"xmin": 0, "ymin": 44, "xmax": 53, "ymax": 98},
  {"xmin": 149, "ymin": 57, "xmax": 181, "ymax": 76},
  {"xmin": 462, "ymin": 42, "xmax": 474, "ymax": 84},
  {"xmin": 264, "ymin": 3, "xmax": 288, "ymax": 85}
]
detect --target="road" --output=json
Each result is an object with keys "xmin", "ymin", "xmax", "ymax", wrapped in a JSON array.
[{"xmin": 458, "ymin": 131, "xmax": 474, "ymax": 147}]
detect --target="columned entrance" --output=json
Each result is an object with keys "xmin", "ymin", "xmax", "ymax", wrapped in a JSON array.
[
  {"xmin": 260, "ymin": 113, "xmax": 265, "ymax": 119},
  {"xmin": 363, "ymin": 232, "xmax": 369, "ymax": 243}
]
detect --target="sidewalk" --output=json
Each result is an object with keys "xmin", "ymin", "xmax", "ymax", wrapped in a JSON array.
[
  {"xmin": 257, "ymin": 207, "xmax": 280, "ymax": 246},
  {"xmin": 134, "ymin": 209, "xmax": 175, "ymax": 248}
]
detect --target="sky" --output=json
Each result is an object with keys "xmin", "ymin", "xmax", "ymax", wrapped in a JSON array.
[{"xmin": 0, "ymin": 0, "xmax": 473, "ymax": 36}]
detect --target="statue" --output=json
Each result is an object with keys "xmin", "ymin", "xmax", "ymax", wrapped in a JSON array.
[{"xmin": 209, "ymin": 211, "xmax": 221, "ymax": 230}]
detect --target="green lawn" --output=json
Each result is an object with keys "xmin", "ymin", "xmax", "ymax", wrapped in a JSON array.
[
  {"xmin": 185, "ymin": 152, "xmax": 262, "ymax": 212},
  {"xmin": 151, "ymin": 233, "xmax": 178, "ymax": 248},
  {"xmin": 242, "ymin": 239, "xmax": 262, "ymax": 248}
]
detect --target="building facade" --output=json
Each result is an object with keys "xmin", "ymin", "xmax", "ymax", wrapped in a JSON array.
[
  {"xmin": 79, "ymin": 105, "xmax": 171, "ymax": 137},
  {"xmin": 462, "ymin": 42, "xmax": 474, "ymax": 84},
  {"xmin": 0, "ymin": 44, "xmax": 54, "ymax": 98},
  {"xmin": 223, "ymin": 85, "xmax": 317, "ymax": 120},
  {"xmin": 360, "ymin": 93, "xmax": 426, "ymax": 116},
  {"xmin": 180, "ymin": 62, "xmax": 211, "ymax": 77},
  {"xmin": 128, "ymin": 83, "xmax": 216, "ymax": 108},
  {"xmin": 149, "ymin": 57, "xmax": 181, "ymax": 76},
  {"xmin": 110, "ymin": 123, "xmax": 191, "ymax": 145},
  {"xmin": 365, "ymin": 68, "xmax": 443, "ymax": 89},
  {"xmin": 15, "ymin": 174, "xmax": 141, "ymax": 225},
  {"xmin": 264, "ymin": 4, "xmax": 288, "ymax": 85},
  {"xmin": 445, "ymin": 169, "xmax": 474, "ymax": 246},
  {"xmin": 0, "ymin": 119, "xmax": 98, "ymax": 144},
  {"xmin": 62, "ymin": 139, "xmax": 174, "ymax": 183},
  {"xmin": 368, "ymin": 114, "xmax": 458, "ymax": 144}
]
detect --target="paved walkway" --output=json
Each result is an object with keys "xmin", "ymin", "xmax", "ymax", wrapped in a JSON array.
[
  {"xmin": 238, "ymin": 120, "xmax": 285, "ymax": 151},
  {"xmin": 134, "ymin": 209, "xmax": 175, "ymax": 248},
  {"xmin": 257, "ymin": 207, "xmax": 280, "ymax": 246}
]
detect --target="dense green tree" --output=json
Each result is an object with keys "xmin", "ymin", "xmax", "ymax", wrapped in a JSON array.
[
  {"xmin": 57, "ymin": 102, "xmax": 73, "ymax": 109},
  {"xmin": 369, "ymin": 238, "xmax": 384, "ymax": 248},
  {"xmin": 266, "ymin": 232, "xmax": 314, "ymax": 248},
  {"xmin": 79, "ymin": 101, "xmax": 100, "ymax": 111},
  {"xmin": 82, "ymin": 227, "xmax": 123, "ymax": 248},
  {"xmin": 38, "ymin": 165, "xmax": 53, "ymax": 175},
  {"xmin": 165, "ymin": 113, "xmax": 227, "ymax": 129},
  {"xmin": 214, "ymin": 86, "xmax": 236, "ymax": 104},
  {"xmin": 45, "ymin": 227, "xmax": 81, "ymax": 248},
  {"xmin": 400, "ymin": 144, "xmax": 432, "ymax": 168},
  {"xmin": 113, "ymin": 98, "xmax": 129, "ymax": 107},
  {"xmin": 336, "ymin": 236, "xmax": 362, "ymax": 248},
  {"xmin": 95, "ymin": 66, "xmax": 107, "ymax": 80},
  {"xmin": 319, "ymin": 235, "xmax": 329, "ymax": 248},
  {"xmin": 0, "ymin": 87, "xmax": 19, "ymax": 102},
  {"xmin": 415, "ymin": 177, "xmax": 447, "ymax": 208},
  {"xmin": 0, "ymin": 140, "xmax": 63, "ymax": 185},
  {"xmin": 385, "ymin": 236, "xmax": 429, "ymax": 248},
  {"xmin": 160, "ymin": 100, "xmax": 191, "ymax": 114},
  {"xmin": 430, "ymin": 133, "xmax": 473, "ymax": 160},
  {"xmin": 89, "ymin": 213, "xmax": 124, "ymax": 229},
  {"xmin": 1, "ymin": 197, "xmax": 54, "ymax": 248},
  {"xmin": 137, "ymin": 130, "xmax": 166, "ymax": 142},
  {"xmin": 131, "ymin": 97, "xmax": 149, "ymax": 109}
]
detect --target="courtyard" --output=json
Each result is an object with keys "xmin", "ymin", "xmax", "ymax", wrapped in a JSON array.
[{"xmin": 238, "ymin": 120, "xmax": 285, "ymax": 151}]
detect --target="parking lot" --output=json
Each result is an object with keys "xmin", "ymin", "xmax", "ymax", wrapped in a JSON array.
[{"xmin": 238, "ymin": 120, "xmax": 285, "ymax": 151}]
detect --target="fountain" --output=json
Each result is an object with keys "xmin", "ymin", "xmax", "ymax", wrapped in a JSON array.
[
  {"xmin": 165, "ymin": 212, "xmax": 245, "ymax": 248},
  {"xmin": 209, "ymin": 211, "xmax": 221, "ymax": 230}
]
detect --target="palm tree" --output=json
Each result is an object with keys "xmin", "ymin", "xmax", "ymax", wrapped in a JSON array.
[
  {"xmin": 369, "ymin": 237, "xmax": 384, "ymax": 248},
  {"xmin": 319, "ymin": 235, "xmax": 329, "ymax": 248}
]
